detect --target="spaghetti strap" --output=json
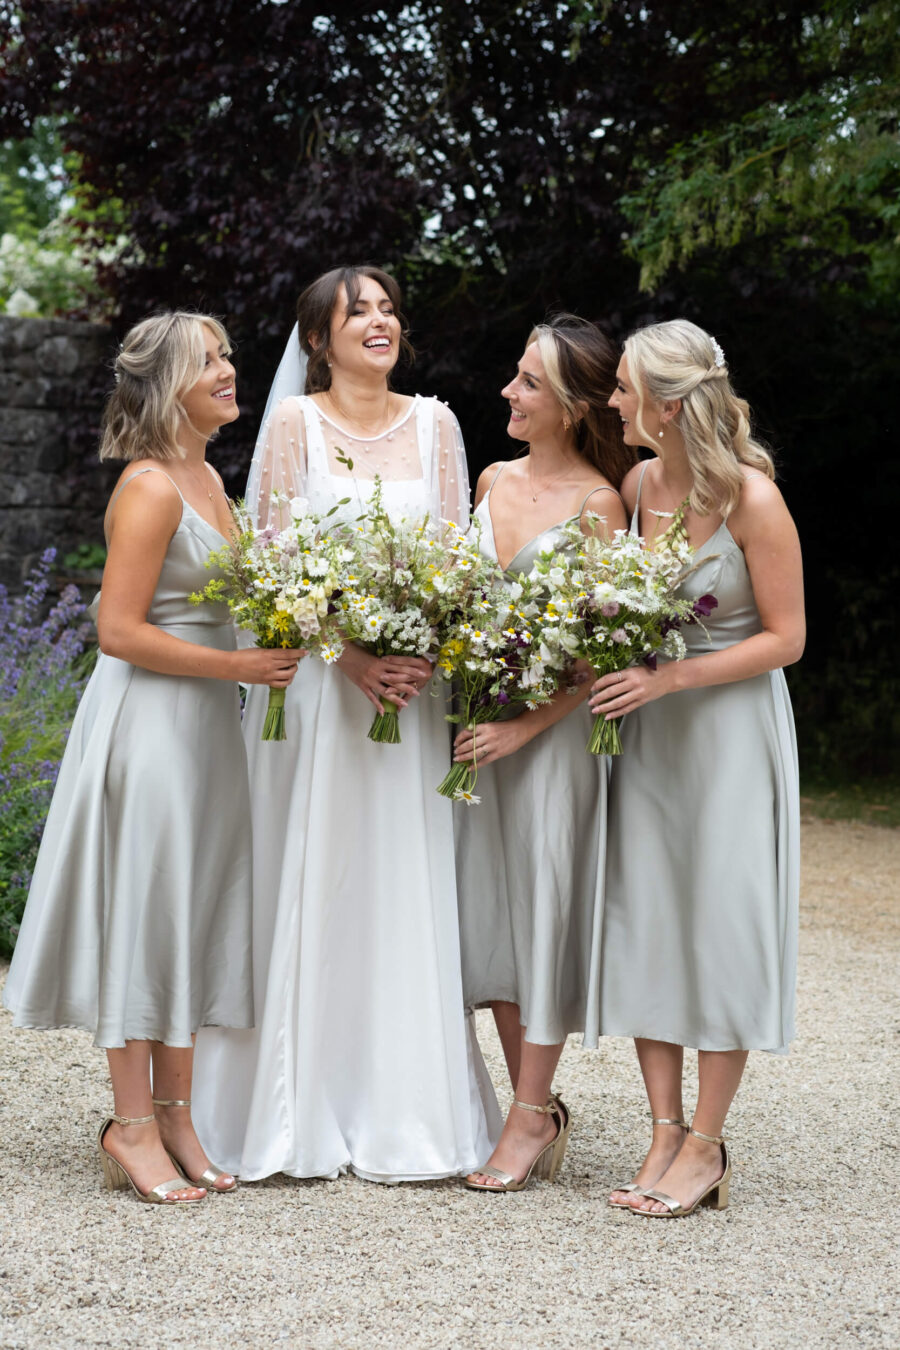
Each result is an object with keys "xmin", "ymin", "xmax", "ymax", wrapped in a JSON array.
[
  {"xmin": 485, "ymin": 462, "xmax": 507, "ymax": 498},
  {"xmin": 108, "ymin": 466, "xmax": 184, "ymax": 509},
  {"xmin": 631, "ymin": 461, "xmax": 651, "ymax": 533},
  {"xmin": 578, "ymin": 484, "xmax": 622, "ymax": 517}
]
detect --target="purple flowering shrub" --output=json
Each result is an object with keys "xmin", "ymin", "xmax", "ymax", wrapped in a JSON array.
[{"xmin": 0, "ymin": 551, "xmax": 94, "ymax": 959}]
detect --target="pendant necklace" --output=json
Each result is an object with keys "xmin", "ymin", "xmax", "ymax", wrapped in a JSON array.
[
  {"xmin": 177, "ymin": 449, "xmax": 216, "ymax": 502},
  {"xmin": 326, "ymin": 388, "xmax": 393, "ymax": 441},
  {"xmin": 528, "ymin": 458, "xmax": 570, "ymax": 502}
]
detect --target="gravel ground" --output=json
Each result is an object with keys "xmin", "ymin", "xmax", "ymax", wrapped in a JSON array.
[{"xmin": 1, "ymin": 817, "xmax": 898, "ymax": 1350}]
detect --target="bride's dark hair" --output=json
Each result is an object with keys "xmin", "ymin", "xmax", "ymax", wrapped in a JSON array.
[{"xmin": 296, "ymin": 265, "xmax": 415, "ymax": 393}]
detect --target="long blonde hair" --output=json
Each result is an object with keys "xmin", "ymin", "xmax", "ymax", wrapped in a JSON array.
[
  {"xmin": 625, "ymin": 319, "xmax": 774, "ymax": 517},
  {"xmin": 99, "ymin": 311, "xmax": 232, "ymax": 461}
]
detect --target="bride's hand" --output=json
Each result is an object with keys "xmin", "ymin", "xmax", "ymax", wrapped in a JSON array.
[{"xmin": 336, "ymin": 645, "xmax": 432, "ymax": 711}]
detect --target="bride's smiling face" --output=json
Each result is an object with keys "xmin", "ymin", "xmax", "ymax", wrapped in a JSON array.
[{"xmin": 327, "ymin": 277, "xmax": 401, "ymax": 378}]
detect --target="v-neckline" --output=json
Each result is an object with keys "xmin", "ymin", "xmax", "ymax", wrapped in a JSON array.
[
  {"xmin": 483, "ymin": 486, "xmax": 578, "ymax": 573},
  {"xmin": 181, "ymin": 498, "xmax": 231, "ymax": 547}
]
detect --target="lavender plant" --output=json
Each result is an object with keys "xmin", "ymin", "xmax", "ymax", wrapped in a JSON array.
[{"xmin": 0, "ymin": 551, "xmax": 93, "ymax": 958}]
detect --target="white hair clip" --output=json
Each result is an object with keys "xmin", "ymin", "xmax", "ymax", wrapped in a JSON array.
[{"xmin": 710, "ymin": 338, "xmax": 726, "ymax": 367}]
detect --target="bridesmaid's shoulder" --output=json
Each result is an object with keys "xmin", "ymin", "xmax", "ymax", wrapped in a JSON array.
[
  {"xmin": 728, "ymin": 470, "xmax": 795, "ymax": 547},
  {"xmin": 473, "ymin": 460, "xmax": 507, "ymax": 505},
  {"xmin": 618, "ymin": 459, "xmax": 650, "ymax": 512},
  {"xmin": 734, "ymin": 469, "xmax": 788, "ymax": 518}
]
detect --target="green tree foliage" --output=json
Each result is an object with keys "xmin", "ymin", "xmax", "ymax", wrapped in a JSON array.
[
  {"xmin": 0, "ymin": 0, "xmax": 897, "ymax": 775},
  {"xmin": 620, "ymin": 3, "xmax": 900, "ymax": 291}
]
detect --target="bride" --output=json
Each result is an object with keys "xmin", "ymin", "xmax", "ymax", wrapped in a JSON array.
[{"xmin": 192, "ymin": 265, "xmax": 500, "ymax": 1182}]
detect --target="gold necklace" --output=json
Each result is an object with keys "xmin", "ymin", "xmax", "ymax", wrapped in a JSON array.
[
  {"xmin": 527, "ymin": 457, "xmax": 571, "ymax": 502},
  {"xmin": 325, "ymin": 387, "xmax": 394, "ymax": 438},
  {"xmin": 176, "ymin": 451, "xmax": 216, "ymax": 502}
]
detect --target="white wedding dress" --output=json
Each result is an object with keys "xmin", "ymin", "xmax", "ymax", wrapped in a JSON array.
[{"xmin": 192, "ymin": 392, "xmax": 501, "ymax": 1182}]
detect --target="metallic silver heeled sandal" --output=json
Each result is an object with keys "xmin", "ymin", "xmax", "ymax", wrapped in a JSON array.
[
  {"xmin": 632, "ymin": 1127, "xmax": 731, "ymax": 1217},
  {"xmin": 465, "ymin": 1097, "xmax": 567, "ymax": 1193},
  {"xmin": 98, "ymin": 1114, "xmax": 205, "ymax": 1204},
  {"xmin": 152, "ymin": 1098, "xmax": 237, "ymax": 1192},
  {"xmin": 608, "ymin": 1117, "xmax": 688, "ymax": 1209}
]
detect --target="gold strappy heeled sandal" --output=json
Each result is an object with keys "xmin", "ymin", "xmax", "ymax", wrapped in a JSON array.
[
  {"xmin": 633, "ymin": 1127, "xmax": 731, "ymax": 1218},
  {"xmin": 152, "ymin": 1098, "xmax": 237, "ymax": 1192},
  {"xmin": 98, "ymin": 1114, "xmax": 205, "ymax": 1204},
  {"xmin": 608, "ymin": 1117, "xmax": 687, "ymax": 1209},
  {"xmin": 465, "ymin": 1097, "xmax": 567, "ymax": 1193}
]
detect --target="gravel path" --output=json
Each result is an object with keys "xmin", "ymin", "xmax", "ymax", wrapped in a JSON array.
[{"xmin": 1, "ymin": 817, "xmax": 898, "ymax": 1350}]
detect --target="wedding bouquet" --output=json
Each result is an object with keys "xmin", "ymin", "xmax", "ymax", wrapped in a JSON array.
[
  {"xmin": 337, "ymin": 478, "xmax": 491, "ymax": 744},
  {"xmin": 529, "ymin": 519, "xmax": 716, "ymax": 755},
  {"xmin": 434, "ymin": 569, "xmax": 566, "ymax": 803},
  {"xmin": 190, "ymin": 495, "xmax": 349, "ymax": 740}
]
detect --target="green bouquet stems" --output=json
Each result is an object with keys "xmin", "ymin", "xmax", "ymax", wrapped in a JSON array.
[
  {"xmin": 588, "ymin": 712, "xmax": 623, "ymax": 756},
  {"xmin": 368, "ymin": 702, "xmax": 402, "ymax": 744},
  {"xmin": 436, "ymin": 761, "xmax": 474, "ymax": 799},
  {"xmin": 262, "ymin": 686, "xmax": 287, "ymax": 741}
]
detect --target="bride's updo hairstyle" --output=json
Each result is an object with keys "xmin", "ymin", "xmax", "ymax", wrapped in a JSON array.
[
  {"xmin": 99, "ymin": 311, "xmax": 232, "ymax": 462},
  {"xmin": 297, "ymin": 265, "xmax": 415, "ymax": 394},
  {"xmin": 527, "ymin": 314, "xmax": 636, "ymax": 488},
  {"xmin": 625, "ymin": 319, "xmax": 774, "ymax": 518}
]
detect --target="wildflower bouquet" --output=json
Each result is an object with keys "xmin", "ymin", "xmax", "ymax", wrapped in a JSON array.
[
  {"xmin": 190, "ymin": 496, "xmax": 348, "ymax": 740},
  {"xmin": 530, "ymin": 519, "xmax": 716, "ymax": 755},
  {"xmin": 434, "ymin": 569, "xmax": 566, "ymax": 803},
  {"xmin": 336, "ymin": 479, "xmax": 491, "ymax": 744}
]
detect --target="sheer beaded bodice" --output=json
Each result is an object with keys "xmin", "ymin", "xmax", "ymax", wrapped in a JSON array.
[{"xmin": 248, "ymin": 393, "xmax": 470, "ymax": 531}]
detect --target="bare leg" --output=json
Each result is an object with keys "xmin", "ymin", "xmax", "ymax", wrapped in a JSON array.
[
  {"xmin": 491, "ymin": 1001, "xmax": 524, "ymax": 1090},
  {"xmin": 467, "ymin": 1038, "xmax": 565, "ymax": 1188},
  {"xmin": 631, "ymin": 1048, "xmax": 748, "ymax": 1213},
  {"xmin": 152, "ymin": 1040, "xmax": 235, "ymax": 1192},
  {"xmin": 609, "ymin": 1038, "xmax": 686, "ymax": 1205},
  {"xmin": 103, "ymin": 1041, "xmax": 204, "ymax": 1201}
]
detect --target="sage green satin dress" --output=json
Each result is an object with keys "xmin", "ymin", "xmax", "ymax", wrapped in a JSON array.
[
  {"xmin": 3, "ymin": 468, "xmax": 254, "ymax": 1049},
  {"xmin": 598, "ymin": 466, "xmax": 800, "ymax": 1053},
  {"xmin": 454, "ymin": 472, "xmax": 613, "ymax": 1048}
]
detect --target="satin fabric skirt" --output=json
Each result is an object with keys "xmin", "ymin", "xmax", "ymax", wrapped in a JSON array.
[
  {"xmin": 455, "ymin": 699, "xmax": 608, "ymax": 1047},
  {"xmin": 599, "ymin": 669, "xmax": 800, "ymax": 1053},
  {"xmin": 3, "ymin": 625, "xmax": 254, "ymax": 1048},
  {"xmin": 192, "ymin": 660, "xmax": 501, "ymax": 1182}
]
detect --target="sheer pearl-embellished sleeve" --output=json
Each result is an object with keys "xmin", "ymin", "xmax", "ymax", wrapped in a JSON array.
[
  {"xmin": 245, "ymin": 396, "xmax": 309, "ymax": 530},
  {"xmin": 432, "ymin": 400, "xmax": 471, "ymax": 528}
]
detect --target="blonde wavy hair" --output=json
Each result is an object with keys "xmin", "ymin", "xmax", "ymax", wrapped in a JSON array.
[
  {"xmin": 625, "ymin": 319, "xmax": 774, "ymax": 517},
  {"xmin": 99, "ymin": 311, "xmax": 232, "ymax": 462}
]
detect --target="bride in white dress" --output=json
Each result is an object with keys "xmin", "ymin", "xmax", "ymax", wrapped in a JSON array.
[{"xmin": 193, "ymin": 266, "xmax": 501, "ymax": 1182}]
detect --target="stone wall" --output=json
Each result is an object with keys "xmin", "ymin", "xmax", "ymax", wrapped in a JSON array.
[{"xmin": 0, "ymin": 316, "xmax": 115, "ymax": 594}]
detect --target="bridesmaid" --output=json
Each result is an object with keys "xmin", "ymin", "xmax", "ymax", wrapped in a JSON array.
[
  {"xmin": 591, "ymin": 319, "xmax": 804, "ymax": 1217},
  {"xmin": 455, "ymin": 315, "xmax": 635, "ymax": 1192},
  {"xmin": 3, "ymin": 311, "xmax": 302, "ymax": 1203}
]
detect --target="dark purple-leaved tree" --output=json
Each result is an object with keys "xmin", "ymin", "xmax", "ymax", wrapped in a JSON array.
[{"xmin": 1, "ymin": 0, "xmax": 897, "ymax": 773}]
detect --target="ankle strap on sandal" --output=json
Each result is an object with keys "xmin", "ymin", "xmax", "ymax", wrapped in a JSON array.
[
  {"xmin": 511, "ymin": 1098, "xmax": 557, "ymax": 1115},
  {"xmin": 652, "ymin": 1117, "xmax": 687, "ymax": 1128},
  {"xmin": 152, "ymin": 1099, "xmax": 191, "ymax": 1108},
  {"xmin": 689, "ymin": 1126, "xmax": 725, "ymax": 1145},
  {"xmin": 109, "ymin": 1113, "xmax": 156, "ymax": 1126}
]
